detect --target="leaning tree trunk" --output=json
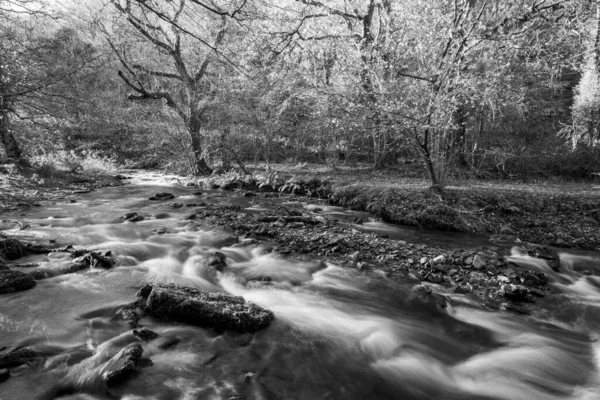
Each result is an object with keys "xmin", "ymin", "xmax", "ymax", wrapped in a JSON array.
[{"xmin": 0, "ymin": 101, "xmax": 22, "ymax": 160}]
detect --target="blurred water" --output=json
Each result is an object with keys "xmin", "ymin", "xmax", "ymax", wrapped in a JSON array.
[{"xmin": 0, "ymin": 172, "xmax": 599, "ymax": 400}]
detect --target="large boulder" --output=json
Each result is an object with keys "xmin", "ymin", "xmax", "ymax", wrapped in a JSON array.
[
  {"xmin": 136, "ymin": 284, "xmax": 274, "ymax": 333},
  {"xmin": 0, "ymin": 270, "xmax": 36, "ymax": 294},
  {"xmin": 0, "ymin": 237, "xmax": 49, "ymax": 260}
]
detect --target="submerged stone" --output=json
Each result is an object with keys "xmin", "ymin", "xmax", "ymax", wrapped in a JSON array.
[
  {"xmin": 0, "ymin": 270, "xmax": 36, "ymax": 294},
  {"xmin": 136, "ymin": 284, "xmax": 275, "ymax": 333}
]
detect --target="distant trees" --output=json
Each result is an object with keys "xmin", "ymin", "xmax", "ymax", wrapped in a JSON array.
[{"xmin": 2, "ymin": 0, "xmax": 599, "ymax": 183}]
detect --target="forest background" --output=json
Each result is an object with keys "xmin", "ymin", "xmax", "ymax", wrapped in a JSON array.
[{"xmin": 2, "ymin": 0, "xmax": 600, "ymax": 190}]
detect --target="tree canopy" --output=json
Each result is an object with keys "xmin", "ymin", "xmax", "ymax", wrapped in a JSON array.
[{"xmin": 0, "ymin": 0, "xmax": 598, "ymax": 185}]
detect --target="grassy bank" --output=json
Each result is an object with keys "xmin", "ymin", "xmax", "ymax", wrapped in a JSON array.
[
  {"xmin": 0, "ymin": 154, "xmax": 122, "ymax": 215},
  {"xmin": 202, "ymin": 163, "xmax": 600, "ymax": 250}
]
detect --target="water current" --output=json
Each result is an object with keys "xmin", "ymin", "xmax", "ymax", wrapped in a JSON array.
[{"xmin": 1, "ymin": 172, "xmax": 600, "ymax": 400}]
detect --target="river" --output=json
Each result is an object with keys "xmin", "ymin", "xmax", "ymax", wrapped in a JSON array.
[{"xmin": 1, "ymin": 171, "xmax": 599, "ymax": 400}]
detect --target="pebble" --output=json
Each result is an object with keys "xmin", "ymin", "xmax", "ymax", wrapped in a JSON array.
[{"xmin": 472, "ymin": 255, "xmax": 486, "ymax": 270}]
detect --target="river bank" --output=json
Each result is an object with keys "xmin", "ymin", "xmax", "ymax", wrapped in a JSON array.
[
  {"xmin": 199, "ymin": 163, "xmax": 600, "ymax": 250},
  {"xmin": 0, "ymin": 164, "xmax": 124, "ymax": 215}
]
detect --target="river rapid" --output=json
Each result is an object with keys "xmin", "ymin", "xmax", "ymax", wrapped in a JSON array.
[{"xmin": 1, "ymin": 172, "xmax": 600, "ymax": 400}]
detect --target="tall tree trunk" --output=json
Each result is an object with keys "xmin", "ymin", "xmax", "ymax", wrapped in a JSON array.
[
  {"xmin": 0, "ymin": 102, "xmax": 22, "ymax": 160},
  {"xmin": 188, "ymin": 113, "xmax": 212, "ymax": 175}
]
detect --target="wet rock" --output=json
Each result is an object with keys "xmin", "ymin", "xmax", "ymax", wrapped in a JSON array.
[
  {"xmin": 205, "ymin": 252, "xmax": 227, "ymax": 271},
  {"xmin": 499, "ymin": 302, "xmax": 530, "ymax": 315},
  {"xmin": 0, "ymin": 270, "xmax": 36, "ymax": 294},
  {"xmin": 123, "ymin": 212, "xmax": 144, "ymax": 222},
  {"xmin": 0, "ymin": 237, "xmax": 49, "ymax": 260},
  {"xmin": 356, "ymin": 262, "xmax": 370, "ymax": 271},
  {"xmin": 157, "ymin": 337, "xmax": 181, "ymax": 350},
  {"xmin": 29, "ymin": 270, "xmax": 49, "ymax": 280},
  {"xmin": 244, "ymin": 372, "xmax": 255, "ymax": 382},
  {"xmin": 243, "ymin": 192, "xmax": 256, "ymax": 197},
  {"xmin": 136, "ymin": 284, "xmax": 275, "ymax": 333},
  {"xmin": 165, "ymin": 203, "xmax": 183, "ymax": 208},
  {"xmin": 526, "ymin": 245, "xmax": 560, "ymax": 271},
  {"xmin": 0, "ymin": 347, "xmax": 39, "ymax": 368},
  {"xmin": 433, "ymin": 264, "xmax": 449, "ymax": 274},
  {"xmin": 133, "ymin": 328, "xmax": 159, "ymax": 342},
  {"xmin": 114, "ymin": 174, "xmax": 130, "ymax": 180},
  {"xmin": 519, "ymin": 270, "xmax": 548, "ymax": 286},
  {"xmin": 0, "ymin": 368, "xmax": 9, "ymax": 383},
  {"xmin": 427, "ymin": 273, "xmax": 443, "ymax": 283},
  {"xmin": 502, "ymin": 284, "xmax": 532, "ymax": 302},
  {"xmin": 453, "ymin": 282, "xmax": 472, "ymax": 294},
  {"xmin": 555, "ymin": 238, "xmax": 568, "ymax": 247},
  {"xmin": 472, "ymin": 255, "xmax": 486, "ymax": 270},
  {"xmin": 75, "ymin": 251, "xmax": 115, "ymax": 269},
  {"xmin": 149, "ymin": 192, "xmax": 175, "ymax": 201},
  {"xmin": 499, "ymin": 225, "xmax": 516, "ymax": 235},
  {"xmin": 152, "ymin": 227, "xmax": 167, "ymax": 235},
  {"xmin": 61, "ymin": 262, "xmax": 88, "ymax": 274},
  {"xmin": 113, "ymin": 306, "xmax": 140, "ymax": 327},
  {"xmin": 274, "ymin": 218, "xmax": 286, "ymax": 227},
  {"xmin": 103, "ymin": 343, "xmax": 144, "ymax": 388}
]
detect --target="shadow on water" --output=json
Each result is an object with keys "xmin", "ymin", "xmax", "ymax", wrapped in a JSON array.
[{"xmin": 0, "ymin": 171, "xmax": 599, "ymax": 399}]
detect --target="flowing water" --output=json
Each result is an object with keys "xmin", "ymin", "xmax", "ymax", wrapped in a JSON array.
[{"xmin": 1, "ymin": 172, "xmax": 600, "ymax": 400}]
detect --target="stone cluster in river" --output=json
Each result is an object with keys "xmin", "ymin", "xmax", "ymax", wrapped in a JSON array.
[
  {"xmin": 185, "ymin": 201, "xmax": 555, "ymax": 311},
  {"xmin": 0, "ymin": 238, "xmax": 117, "ymax": 288}
]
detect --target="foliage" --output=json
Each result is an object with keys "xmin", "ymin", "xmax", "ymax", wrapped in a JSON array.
[{"xmin": 0, "ymin": 0, "xmax": 599, "ymax": 187}]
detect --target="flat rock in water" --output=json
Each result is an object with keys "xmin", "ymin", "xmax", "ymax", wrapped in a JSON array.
[
  {"xmin": 136, "ymin": 284, "xmax": 274, "ymax": 333},
  {"xmin": 0, "ymin": 270, "xmax": 36, "ymax": 294}
]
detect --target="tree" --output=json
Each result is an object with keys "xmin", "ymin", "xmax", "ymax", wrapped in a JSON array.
[
  {"xmin": 0, "ymin": 1, "xmax": 102, "ymax": 161},
  {"xmin": 102, "ymin": 0, "xmax": 252, "ymax": 175},
  {"xmin": 564, "ymin": 1, "xmax": 600, "ymax": 148}
]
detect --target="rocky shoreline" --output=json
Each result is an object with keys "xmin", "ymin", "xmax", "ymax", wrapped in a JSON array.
[{"xmin": 185, "ymin": 200, "xmax": 561, "ymax": 315}]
